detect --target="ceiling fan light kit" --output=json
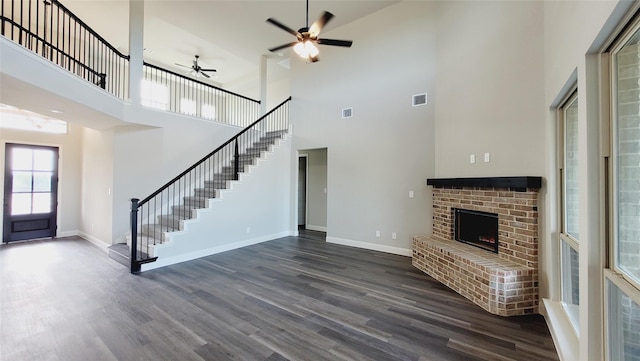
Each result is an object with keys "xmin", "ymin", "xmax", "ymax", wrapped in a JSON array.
[{"xmin": 266, "ymin": 0, "xmax": 353, "ymax": 63}]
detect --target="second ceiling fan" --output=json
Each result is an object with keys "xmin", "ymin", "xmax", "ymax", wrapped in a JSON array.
[
  {"xmin": 266, "ymin": 0, "xmax": 353, "ymax": 63},
  {"xmin": 175, "ymin": 55, "xmax": 216, "ymax": 78}
]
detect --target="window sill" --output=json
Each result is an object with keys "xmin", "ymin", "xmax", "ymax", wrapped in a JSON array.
[{"xmin": 542, "ymin": 299, "xmax": 579, "ymax": 361}]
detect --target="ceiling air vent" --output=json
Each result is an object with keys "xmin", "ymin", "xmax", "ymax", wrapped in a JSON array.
[
  {"xmin": 342, "ymin": 107, "xmax": 353, "ymax": 119},
  {"xmin": 412, "ymin": 93, "xmax": 427, "ymax": 107}
]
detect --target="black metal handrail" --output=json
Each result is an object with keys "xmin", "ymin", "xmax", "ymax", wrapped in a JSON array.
[
  {"xmin": 143, "ymin": 62, "xmax": 260, "ymax": 126},
  {"xmin": 129, "ymin": 97, "xmax": 292, "ymax": 273},
  {"xmin": 1, "ymin": 0, "xmax": 130, "ymax": 98}
]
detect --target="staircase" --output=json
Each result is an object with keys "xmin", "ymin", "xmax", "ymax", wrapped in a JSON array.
[{"xmin": 107, "ymin": 129, "xmax": 288, "ymax": 269}]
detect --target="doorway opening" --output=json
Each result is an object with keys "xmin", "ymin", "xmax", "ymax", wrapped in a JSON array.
[
  {"xmin": 3, "ymin": 143, "xmax": 59, "ymax": 243},
  {"xmin": 297, "ymin": 148, "xmax": 327, "ymax": 241}
]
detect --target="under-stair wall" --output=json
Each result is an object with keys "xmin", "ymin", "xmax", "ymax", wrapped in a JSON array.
[{"xmin": 141, "ymin": 134, "xmax": 294, "ymax": 271}]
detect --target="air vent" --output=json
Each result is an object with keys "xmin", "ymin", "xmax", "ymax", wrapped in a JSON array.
[
  {"xmin": 412, "ymin": 93, "xmax": 427, "ymax": 107},
  {"xmin": 342, "ymin": 107, "xmax": 353, "ymax": 119}
]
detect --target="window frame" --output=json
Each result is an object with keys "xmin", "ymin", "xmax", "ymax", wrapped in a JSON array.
[
  {"xmin": 557, "ymin": 88, "xmax": 581, "ymax": 336},
  {"xmin": 604, "ymin": 12, "xmax": 640, "ymax": 361}
]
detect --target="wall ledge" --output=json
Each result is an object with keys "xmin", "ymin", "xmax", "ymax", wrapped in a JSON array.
[{"xmin": 542, "ymin": 298, "xmax": 578, "ymax": 361}]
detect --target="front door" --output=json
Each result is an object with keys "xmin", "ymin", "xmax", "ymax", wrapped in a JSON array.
[{"xmin": 3, "ymin": 143, "xmax": 59, "ymax": 243}]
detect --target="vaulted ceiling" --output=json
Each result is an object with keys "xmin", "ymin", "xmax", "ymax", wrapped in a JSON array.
[{"xmin": 63, "ymin": 1, "xmax": 400, "ymax": 90}]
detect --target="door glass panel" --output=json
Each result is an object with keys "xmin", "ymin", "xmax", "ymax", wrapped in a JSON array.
[
  {"xmin": 12, "ymin": 171, "xmax": 32, "ymax": 192},
  {"xmin": 11, "ymin": 193, "xmax": 31, "ymax": 215},
  {"xmin": 32, "ymin": 193, "xmax": 51, "ymax": 214},
  {"xmin": 33, "ymin": 149, "xmax": 54, "ymax": 171},
  {"xmin": 12, "ymin": 148, "xmax": 33, "ymax": 170},
  {"xmin": 33, "ymin": 172, "xmax": 52, "ymax": 192}
]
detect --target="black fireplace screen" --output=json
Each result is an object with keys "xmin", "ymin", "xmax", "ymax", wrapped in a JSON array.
[{"xmin": 454, "ymin": 208, "xmax": 499, "ymax": 253}]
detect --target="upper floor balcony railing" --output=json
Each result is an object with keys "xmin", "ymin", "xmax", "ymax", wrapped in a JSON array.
[{"xmin": 1, "ymin": 0, "xmax": 260, "ymax": 125}]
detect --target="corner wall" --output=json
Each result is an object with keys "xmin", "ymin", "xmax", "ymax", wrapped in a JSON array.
[{"xmin": 290, "ymin": 1, "xmax": 436, "ymax": 254}]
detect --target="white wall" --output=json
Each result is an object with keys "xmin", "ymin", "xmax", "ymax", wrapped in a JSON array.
[
  {"xmin": 301, "ymin": 148, "xmax": 327, "ymax": 231},
  {"xmin": 434, "ymin": 1, "xmax": 545, "ymax": 178},
  {"xmin": 80, "ymin": 127, "xmax": 114, "ymax": 247},
  {"xmin": 0, "ymin": 124, "xmax": 83, "ymax": 240},
  {"xmin": 290, "ymin": 1, "xmax": 436, "ymax": 254}
]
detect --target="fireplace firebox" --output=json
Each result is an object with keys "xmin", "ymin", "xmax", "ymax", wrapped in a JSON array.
[{"xmin": 454, "ymin": 208, "xmax": 499, "ymax": 253}]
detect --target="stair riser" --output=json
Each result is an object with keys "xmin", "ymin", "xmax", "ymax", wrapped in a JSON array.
[
  {"xmin": 194, "ymin": 188, "xmax": 216, "ymax": 198},
  {"xmin": 183, "ymin": 198, "xmax": 207, "ymax": 207},
  {"xmin": 172, "ymin": 206, "xmax": 196, "ymax": 218},
  {"xmin": 203, "ymin": 180, "xmax": 227, "ymax": 189},
  {"xmin": 157, "ymin": 216, "xmax": 182, "ymax": 229}
]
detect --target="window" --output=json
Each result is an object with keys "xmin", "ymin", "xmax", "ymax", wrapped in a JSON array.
[
  {"xmin": 141, "ymin": 80, "xmax": 168, "ymax": 110},
  {"xmin": 608, "ymin": 18, "xmax": 640, "ymax": 361},
  {"xmin": 559, "ymin": 90, "xmax": 580, "ymax": 334},
  {"xmin": 201, "ymin": 104, "xmax": 216, "ymax": 120},
  {"xmin": 180, "ymin": 98, "xmax": 197, "ymax": 116}
]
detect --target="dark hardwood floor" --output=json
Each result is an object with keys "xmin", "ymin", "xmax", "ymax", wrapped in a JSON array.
[{"xmin": 0, "ymin": 236, "xmax": 558, "ymax": 361}]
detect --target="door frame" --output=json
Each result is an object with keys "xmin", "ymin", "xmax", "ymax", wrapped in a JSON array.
[
  {"xmin": 1, "ymin": 140, "xmax": 63, "ymax": 242},
  {"xmin": 297, "ymin": 153, "xmax": 309, "ymax": 230}
]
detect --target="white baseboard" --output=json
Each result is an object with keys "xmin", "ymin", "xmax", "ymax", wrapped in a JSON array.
[
  {"xmin": 306, "ymin": 225, "xmax": 327, "ymax": 232},
  {"xmin": 142, "ymin": 231, "xmax": 295, "ymax": 272},
  {"xmin": 542, "ymin": 299, "xmax": 578, "ymax": 361},
  {"xmin": 57, "ymin": 230, "xmax": 79, "ymax": 238},
  {"xmin": 78, "ymin": 231, "xmax": 110, "ymax": 253},
  {"xmin": 326, "ymin": 236, "xmax": 412, "ymax": 257}
]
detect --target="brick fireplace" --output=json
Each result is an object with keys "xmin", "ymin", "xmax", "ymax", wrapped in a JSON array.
[{"xmin": 412, "ymin": 177, "xmax": 542, "ymax": 316}]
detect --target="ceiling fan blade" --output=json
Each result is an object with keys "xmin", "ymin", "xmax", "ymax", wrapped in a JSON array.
[
  {"xmin": 309, "ymin": 11, "xmax": 334, "ymax": 37},
  {"xmin": 269, "ymin": 42, "xmax": 299, "ymax": 52},
  {"xmin": 317, "ymin": 38, "xmax": 353, "ymax": 47},
  {"xmin": 266, "ymin": 18, "xmax": 300, "ymax": 37},
  {"xmin": 200, "ymin": 68, "xmax": 217, "ymax": 72},
  {"xmin": 201, "ymin": 72, "xmax": 211, "ymax": 79}
]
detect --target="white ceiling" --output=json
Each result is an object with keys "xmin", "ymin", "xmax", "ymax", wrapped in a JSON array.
[{"xmin": 62, "ymin": 0, "xmax": 401, "ymax": 88}]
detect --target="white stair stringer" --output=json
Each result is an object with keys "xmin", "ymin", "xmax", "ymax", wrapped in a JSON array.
[{"xmin": 140, "ymin": 133, "xmax": 294, "ymax": 271}]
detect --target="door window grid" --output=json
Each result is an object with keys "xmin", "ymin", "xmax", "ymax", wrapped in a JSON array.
[{"xmin": 10, "ymin": 148, "xmax": 55, "ymax": 215}]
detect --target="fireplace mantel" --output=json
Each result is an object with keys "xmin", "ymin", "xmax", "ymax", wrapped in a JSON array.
[{"xmin": 426, "ymin": 176, "xmax": 542, "ymax": 191}]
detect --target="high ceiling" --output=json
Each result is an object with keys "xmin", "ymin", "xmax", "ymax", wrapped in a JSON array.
[{"xmin": 62, "ymin": 0, "xmax": 400, "ymax": 90}]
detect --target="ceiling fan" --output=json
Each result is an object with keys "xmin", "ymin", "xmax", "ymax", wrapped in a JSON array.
[
  {"xmin": 266, "ymin": 0, "xmax": 353, "ymax": 63},
  {"xmin": 175, "ymin": 55, "xmax": 216, "ymax": 78}
]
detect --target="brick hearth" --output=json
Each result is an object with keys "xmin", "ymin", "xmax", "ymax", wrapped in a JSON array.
[{"xmin": 412, "ymin": 177, "xmax": 542, "ymax": 316}]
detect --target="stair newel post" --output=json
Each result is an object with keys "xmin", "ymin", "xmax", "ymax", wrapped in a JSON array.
[
  {"xmin": 130, "ymin": 198, "xmax": 141, "ymax": 274},
  {"xmin": 234, "ymin": 139, "xmax": 240, "ymax": 181}
]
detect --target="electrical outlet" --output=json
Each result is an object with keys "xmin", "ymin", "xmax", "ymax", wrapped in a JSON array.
[
  {"xmin": 392, "ymin": 232, "xmax": 397, "ymax": 240},
  {"xmin": 484, "ymin": 152, "xmax": 490, "ymax": 163},
  {"xmin": 246, "ymin": 227, "xmax": 251, "ymax": 233},
  {"xmin": 409, "ymin": 191, "xmax": 415, "ymax": 198},
  {"xmin": 470, "ymin": 154, "xmax": 476, "ymax": 164},
  {"xmin": 376, "ymin": 230, "xmax": 380, "ymax": 237}
]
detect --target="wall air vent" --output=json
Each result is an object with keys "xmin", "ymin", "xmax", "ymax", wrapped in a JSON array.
[
  {"xmin": 342, "ymin": 107, "xmax": 353, "ymax": 119},
  {"xmin": 412, "ymin": 93, "xmax": 427, "ymax": 107}
]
